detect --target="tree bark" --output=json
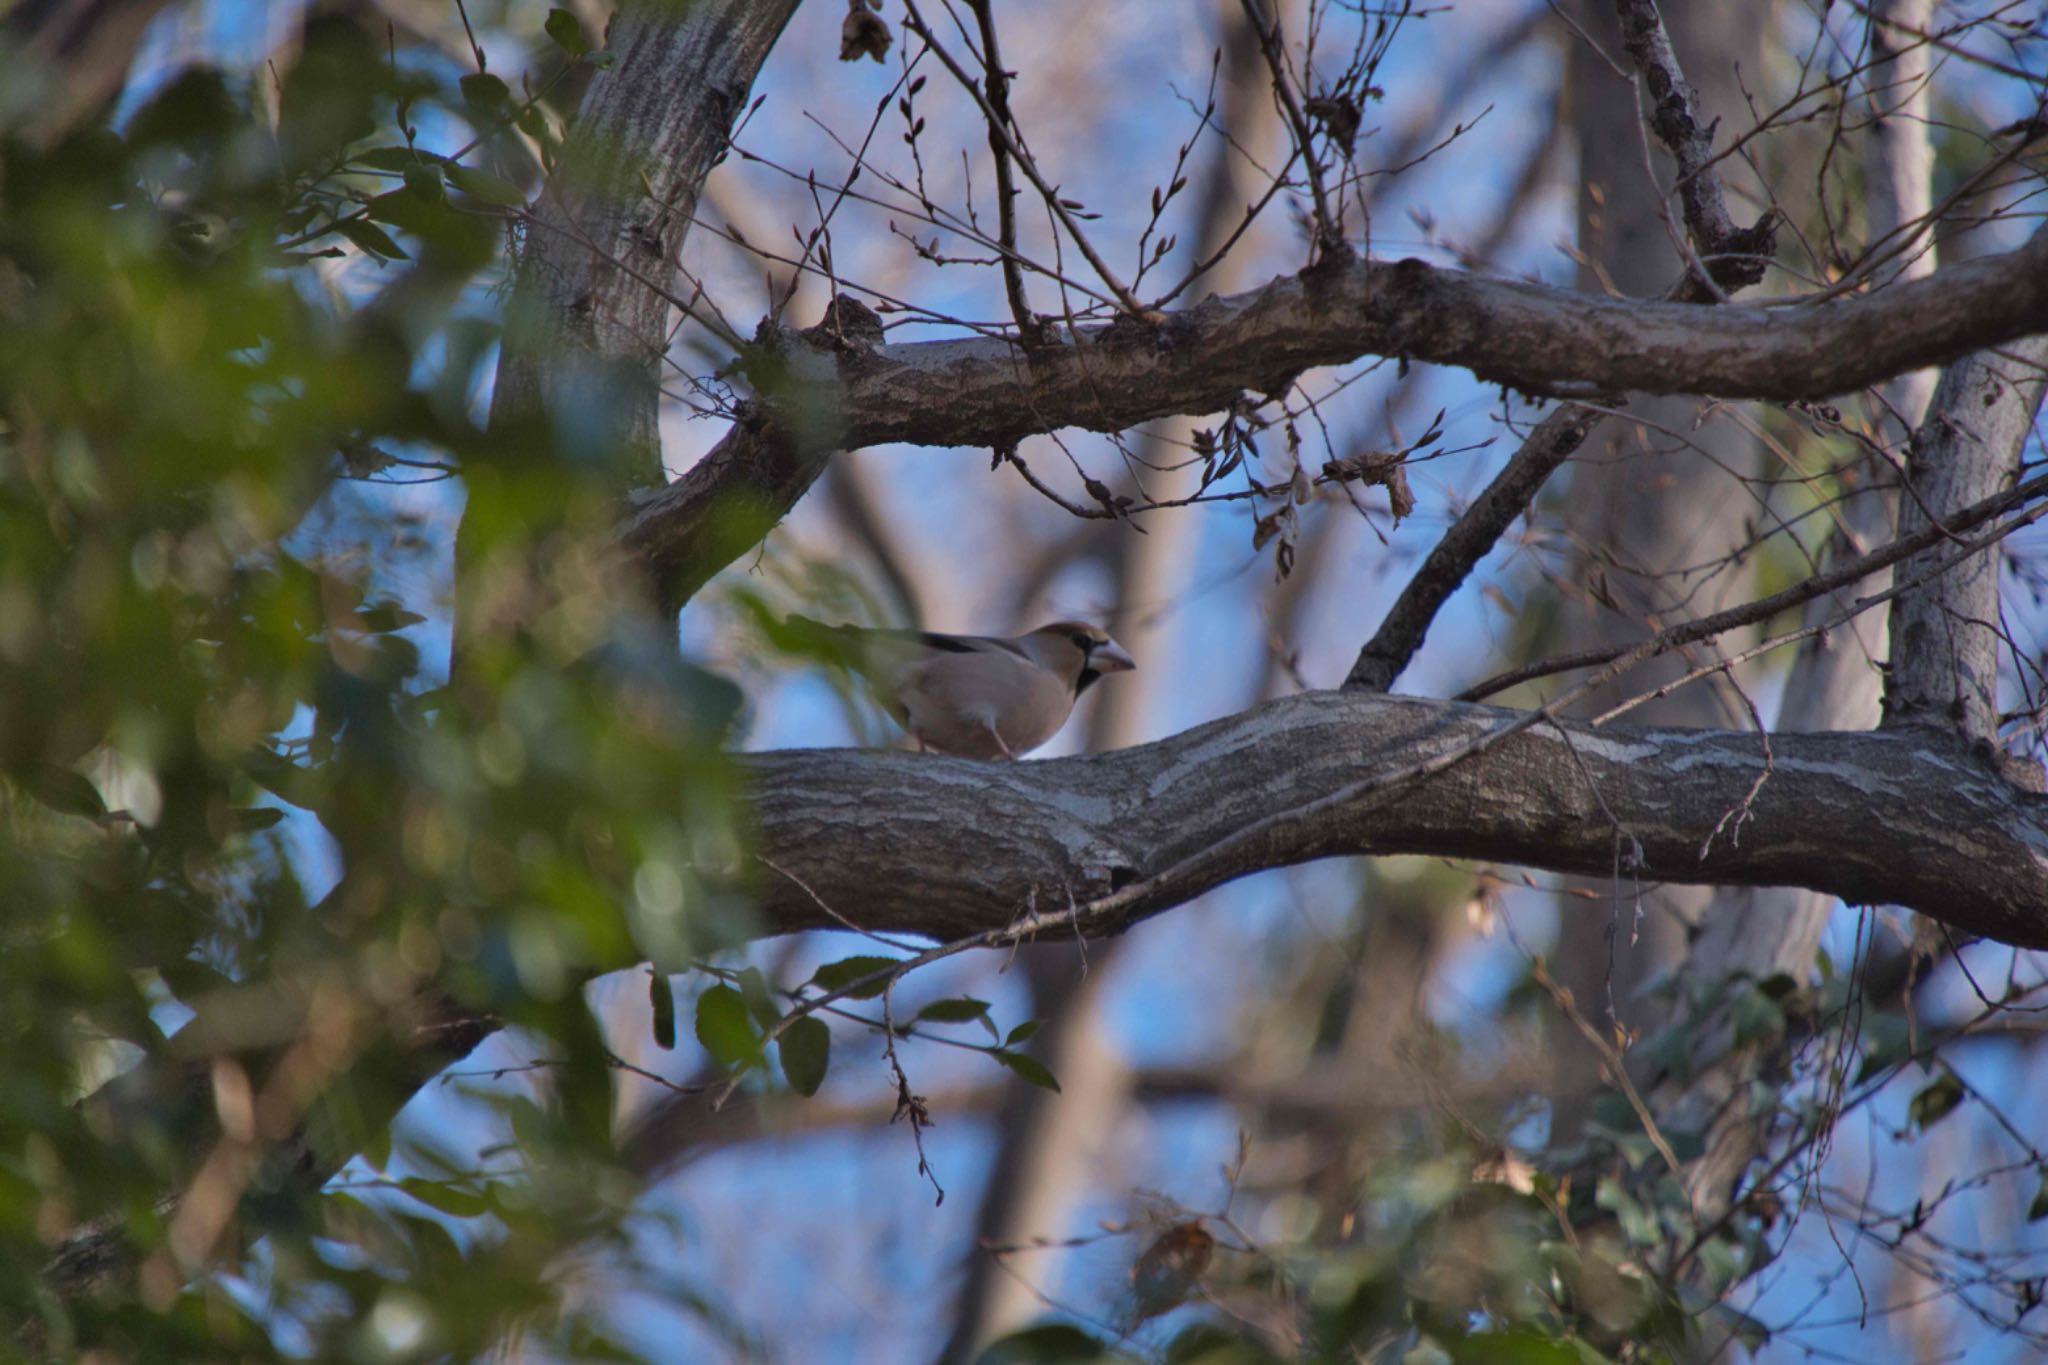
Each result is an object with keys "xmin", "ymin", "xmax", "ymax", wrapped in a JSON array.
[{"xmin": 737, "ymin": 691, "xmax": 2048, "ymax": 949}]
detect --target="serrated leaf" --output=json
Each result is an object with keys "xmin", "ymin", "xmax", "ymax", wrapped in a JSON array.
[
  {"xmin": 333, "ymin": 217, "xmax": 410, "ymax": 261},
  {"xmin": 399, "ymin": 1177, "xmax": 489, "ymax": 1218},
  {"xmin": 916, "ymin": 997, "xmax": 998, "ymax": 1041},
  {"xmin": 992, "ymin": 1050, "xmax": 1060, "ymax": 1093},
  {"xmin": 1908, "ymin": 1070, "xmax": 1965, "ymax": 1131},
  {"xmin": 544, "ymin": 8, "xmax": 590, "ymax": 56},
  {"xmin": 808, "ymin": 955, "xmax": 900, "ymax": 1000},
  {"xmin": 694, "ymin": 985, "xmax": 760, "ymax": 1070},
  {"xmin": 649, "ymin": 971, "xmax": 676, "ymax": 1050},
  {"xmin": 778, "ymin": 1015, "xmax": 830, "ymax": 1097}
]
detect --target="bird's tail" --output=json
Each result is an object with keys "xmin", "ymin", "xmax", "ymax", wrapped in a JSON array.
[{"xmin": 774, "ymin": 614, "xmax": 867, "ymax": 671}]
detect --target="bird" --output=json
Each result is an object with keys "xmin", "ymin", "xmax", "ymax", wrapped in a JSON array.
[{"xmin": 784, "ymin": 616, "xmax": 1135, "ymax": 759}]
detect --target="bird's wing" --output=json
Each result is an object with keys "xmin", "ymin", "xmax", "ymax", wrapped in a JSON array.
[{"xmin": 897, "ymin": 645, "xmax": 1075, "ymax": 756}]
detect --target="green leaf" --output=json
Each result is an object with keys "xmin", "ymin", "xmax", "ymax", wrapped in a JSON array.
[
  {"xmin": 544, "ymin": 8, "xmax": 590, "ymax": 57},
  {"xmin": 649, "ymin": 971, "xmax": 676, "ymax": 1050},
  {"xmin": 808, "ymin": 955, "xmax": 901, "ymax": 1000},
  {"xmin": 1908, "ymin": 1069, "xmax": 1966, "ymax": 1131},
  {"xmin": 353, "ymin": 145, "xmax": 457, "ymax": 172},
  {"xmin": 399, "ymin": 1177, "xmax": 489, "ymax": 1218},
  {"xmin": 459, "ymin": 73, "xmax": 514, "ymax": 114},
  {"xmin": 694, "ymin": 985, "xmax": 760, "ymax": 1070},
  {"xmin": 333, "ymin": 217, "xmax": 410, "ymax": 262},
  {"xmin": 1594, "ymin": 1175, "xmax": 1657, "ymax": 1246},
  {"xmin": 402, "ymin": 163, "xmax": 446, "ymax": 200},
  {"xmin": 447, "ymin": 164, "xmax": 527, "ymax": 207},
  {"xmin": 2028, "ymin": 1172, "xmax": 2048, "ymax": 1222},
  {"xmin": 973, "ymin": 1322, "xmax": 1115, "ymax": 1364},
  {"xmin": 737, "ymin": 966, "xmax": 780, "ymax": 1029},
  {"xmin": 225, "ymin": 807, "xmax": 286, "ymax": 833},
  {"xmin": 1004, "ymin": 1019, "xmax": 1042, "ymax": 1047},
  {"xmin": 360, "ymin": 1123, "xmax": 393, "ymax": 1175},
  {"xmin": 916, "ymin": 996, "xmax": 998, "ymax": 1041},
  {"xmin": 1445, "ymin": 1329, "xmax": 1585, "ymax": 1365},
  {"xmin": 125, "ymin": 68, "xmax": 239, "ymax": 149},
  {"xmin": 354, "ymin": 601, "xmax": 428, "ymax": 633},
  {"xmin": 992, "ymin": 1050, "xmax": 1060, "ymax": 1093},
  {"xmin": 778, "ymin": 1016, "xmax": 830, "ymax": 1097},
  {"xmin": 25, "ymin": 765, "xmax": 105, "ymax": 819},
  {"xmin": 1855, "ymin": 1010, "xmax": 1913, "ymax": 1082},
  {"xmin": 1729, "ymin": 981, "xmax": 1784, "ymax": 1048}
]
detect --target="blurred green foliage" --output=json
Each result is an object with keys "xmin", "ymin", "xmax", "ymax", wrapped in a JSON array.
[{"xmin": 0, "ymin": 12, "xmax": 746, "ymax": 1358}]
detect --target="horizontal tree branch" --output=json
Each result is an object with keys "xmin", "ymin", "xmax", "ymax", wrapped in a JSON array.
[
  {"xmin": 629, "ymin": 232, "xmax": 2048, "ymax": 608},
  {"xmin": 740, "ymin": 690, "xmax": 2048, "ymax": 950},
  {"xmin": 789, "ymin": 237, "xmax": 2048, "ymax": 443}
]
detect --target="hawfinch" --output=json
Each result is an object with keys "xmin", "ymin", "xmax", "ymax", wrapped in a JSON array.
[{"xmin": 787, "ymin": 616, "xmax": 1136, "ymax": 759}]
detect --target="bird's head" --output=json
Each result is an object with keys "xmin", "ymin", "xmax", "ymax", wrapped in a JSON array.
[{"xmin": 1028, "ymin": 621, "xmax": 1136, "ymax": 693}]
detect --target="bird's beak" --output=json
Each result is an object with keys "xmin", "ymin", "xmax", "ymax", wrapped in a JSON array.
[{"xmin": 1091, "ymin": 640, "xmax": 1136, "ymax": 673}]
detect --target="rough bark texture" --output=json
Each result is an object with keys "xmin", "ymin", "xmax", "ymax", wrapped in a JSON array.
[
  {"xmin": 490, "ymin": 0, "xmax": 802, "ymax": 488},
  {"xmin": 737, "ymin": 691, "xmax": 2048, "ymax": 948},
  {"xmin": 622, "ymin": 232, "xmax": 2048, "ymax": 611},
  {"xmin": 761, "ymin": 239, "xmax": 2048, "ymax": 442},
  {"xmin": 1884, "ymin": 334, "xmax": 2048, "ymax": 740}
]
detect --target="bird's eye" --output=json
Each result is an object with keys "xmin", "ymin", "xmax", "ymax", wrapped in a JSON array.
[{"xmin": 1071, "ymin": 632, "xmax": 1095, "ymax": 650}]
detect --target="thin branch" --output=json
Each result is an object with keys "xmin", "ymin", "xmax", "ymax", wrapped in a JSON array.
[
  {"xmin": 1460, "ymin": 465, "xmax": 2048, "ymax": 703},
  {"xmin": 1346, "ymin": 402, "xmax": 1607, "ymax": 691}
]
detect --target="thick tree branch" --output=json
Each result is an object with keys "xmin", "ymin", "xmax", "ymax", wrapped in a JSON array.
[
  {"xmin": 777, "ymin": 241, "xmax": 2048, "ymax": 444},
  {"xmin": 1883, "ymin": 334, "xmax": 2048, "ymax": 740},
  {"xmin": 633, "ymin": 236, "xmax": 2048, "ymax": 607},
  {"xmin": 739, "ymin": 691, "xmax": 2048, "ymax": 948},
  {"xmin": 490, "ymin": 0, "xmax": 801, "ymax": 488}
]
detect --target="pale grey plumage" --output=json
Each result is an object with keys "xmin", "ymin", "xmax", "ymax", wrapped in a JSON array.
[{"xmin": 789, "ymin": 617, "xmax": 1135, "ymax": 758}]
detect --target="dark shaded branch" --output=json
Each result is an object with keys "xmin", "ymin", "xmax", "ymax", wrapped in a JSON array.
[
  {"xmin": 1613, "ymin": 0, "xmax": 1777, "ymax": 295},
  {"xmin": 634, "ymin": 235, "xmax": 2048, "ymax": 609},
  {"xmin": 739, "ymin": 691, "xmax": 2048, "ymax": 949},
  {"xmin": 963, "ymin": 0, "xmax": 1039, "ymax": 346},
  {"xmin": 1345, "ymin": 402, "xmax": 1605, "ymax": 691},
  {"xmin": 781, "ymin": 239, "xmax": 2048, "ymax": 446}
]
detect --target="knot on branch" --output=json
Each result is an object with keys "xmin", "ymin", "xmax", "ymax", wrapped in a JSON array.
[
  {"xmin": 1694, "ymin": 210, "xmax": 1780, "ymax": 298},
  {"xmin": 800, "ymin": 294, "xmax": 885, "ymax": 353}
]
